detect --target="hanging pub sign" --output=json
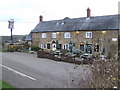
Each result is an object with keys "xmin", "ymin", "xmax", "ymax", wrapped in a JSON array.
[{"xmin": 8, "ymin": 19, "xmax": 14, "ymax": 29}]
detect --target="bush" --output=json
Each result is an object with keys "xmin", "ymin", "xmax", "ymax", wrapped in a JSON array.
[
  {"xmin": 13, "ymin": 45, "xmax": 23, "ymax": 51},
  {"xmin": 72, "ymin": 49, "xmax": 83, "ymax": 57},
  {"xmin": 82, "ymin": 59, "xmax": 119, "ymax": 88},
  {"xmin": 65, "ymin": 58, "xmax": 119, "ymax": 88},
  {"xmin": 2, "ymin": 49, "xmax": 8, "ymax": 52},
  {"xmin": 60, "ymin": 49, "xmax": 69, "ymax": 55},
  {"xmin": 92, "ymin": 52, "xmax": 100, "ymax": 58},
  {"xmin": 31, "ymin": 46, "xmax": 41, "ymax": 51}
]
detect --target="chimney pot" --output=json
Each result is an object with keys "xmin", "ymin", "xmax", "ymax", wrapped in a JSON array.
[
  {"xmin": 87, "ymin": 8, "xmax": 91, "ymax": 18},
  {"xmin": 39, "ymin": 15, "xmax": 43, "ymax": 22}
]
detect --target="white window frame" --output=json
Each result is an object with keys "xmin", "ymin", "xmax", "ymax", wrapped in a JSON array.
[
  {"xmin": 63, "ymin": 44, "xmax": 69, "ymax": 50},
  {"xmin": 52, "ymin": 33, "xmax": 57, "ymax": 38},
  {"xmin": 42, "ymin": 33, "xmax": 46, "ymax": 38},
  {"xmin": 86, "ymin": 32, "xmax": 92, "ymax": 38},
  {"xmin": 64, "ymin": 32, "xmax": 70, "ymax": 38},
  {"xmin": 112, "ymin": 38, "xmax": 117, "ymax": 41},
  {"xmin": 41, "ymin": 44, "xmax": 46, "ymax": 49}
]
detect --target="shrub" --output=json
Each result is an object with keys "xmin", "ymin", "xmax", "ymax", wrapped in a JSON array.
[
  {"xmin": 65, "ymin": 58, "xmax": 119, "ymax": 88},
  {"xmin": 2, "ymin": 49, "xmax": 8, "ymax": 52},
  {"xmin": 13, "ymin": 45, "xmax": 23, "ymax": 51},
  {"xmin": 92, "ymin": 52, "xmax": 100, "ymax": 58},
  {"xmin": 60, "ymin": 49, "xmax": 69, "ymax": 55},
  {"xmin": 31, "ymin": 46, "xmax": 41, "ymax": 51},
  {"xmin": 72, "ymin": 49, "xmax": 83, "ymax": 57},
  {"xmin": 82, "ymin": 59, "xmax": 119, "ymax": 88}
]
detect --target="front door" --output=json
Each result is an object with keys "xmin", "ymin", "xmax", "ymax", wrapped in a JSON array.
[
  {"xmin": 52, "ymin": 44, "xmax": 56, "ymax": 51},
  {"xmin": 86, "ymin": 44, "xmax": 92, "ymax": 54}
]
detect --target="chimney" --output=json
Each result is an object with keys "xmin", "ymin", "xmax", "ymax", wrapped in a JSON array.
[
  {"xmin": 39, "ymin": 15, "xmax": 43, "ymax": 22},
  {"xmin": 87, "ymin": 8, "xmax": 91, "ymax": 18}
]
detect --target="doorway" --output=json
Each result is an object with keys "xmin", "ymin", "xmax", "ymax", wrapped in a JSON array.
[{"xmin": 52, "ymin": 44, "xmax": 56, "ymax": 51}]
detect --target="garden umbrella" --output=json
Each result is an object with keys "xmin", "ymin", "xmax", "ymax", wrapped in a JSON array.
[
  {"xmin": 56, "ymin": 40, "xmax": 59, "ymax": 49},
  {"xmin": 85, "ymin": 40, "xmax": 88, "ymax": 53},
  {"xmin": 102, "ymin": 47, "xmax": 105, "ymax": 55},
  {"xmin": 69, "ymin": 40, "xmax": 73, "ymax": 53}
]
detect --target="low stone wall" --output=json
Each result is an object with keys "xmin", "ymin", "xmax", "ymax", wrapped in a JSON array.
[{"xmin": 37, "ymin": 50, "xmax": 93, "ymax": 65}]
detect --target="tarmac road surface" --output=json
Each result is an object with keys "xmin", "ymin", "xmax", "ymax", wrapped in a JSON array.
[{"xmin": 2, "ymin": 52, "xmax": 91, "ymax": 88}]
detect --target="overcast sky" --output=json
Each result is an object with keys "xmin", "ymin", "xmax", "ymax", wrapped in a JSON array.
[{"xmin": 0, "ymin": 0, "xmax": 119, "ymax": 36}]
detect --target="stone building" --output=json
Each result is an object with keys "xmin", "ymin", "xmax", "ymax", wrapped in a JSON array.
[{"xmin": 31, "ymin": 8, "xmax": 118, "ymax": 57}]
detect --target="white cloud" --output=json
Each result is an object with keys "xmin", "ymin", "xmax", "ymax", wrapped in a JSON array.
[{"xmin": 0, "ymin": 0, "xmax": 119, "ymax": 36}]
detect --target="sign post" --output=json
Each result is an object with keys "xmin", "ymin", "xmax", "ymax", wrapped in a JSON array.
[
  {"xmin": 8, "ymin": 19, "xmax": 14, "ymax": 45},
  {"xmin": 8, "ymin": 19, "xmax": 14, "ymax": 51}
]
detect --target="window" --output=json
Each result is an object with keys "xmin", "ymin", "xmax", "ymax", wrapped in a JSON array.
[
  {"xmin": 86, "ymin": 32, "xmax": 92, "ymax": 38},
  {"xmin": 86, "ymin": 44, "xmax": 92, "ymax": 54},
  {"xmin": 59, "ymin": 44, "xmax": 62, "ymax": 49},
  {"xmin": 112, "ymin": 38, "xmax": 117, "ymax": 41},
  {"xmin": 52, "ymin": 33, "xmax": 56, "ymax": 38},
  {"xmin": 94, "ymin": 45, "xmax": 99, "ymax": 52},
  {"xmin": 64, "ymin": 32, "xmax": 70, "ymax": 38},
  {"xmin": 42, "ymin": 33, "xmax": 46, "ymax": 38},
  {"xmin": 63, "ymin": 44, "xmax": 69, "ymax": 50},
  {"xmin": 41, "ymin": 44, "xmax": 46, "ymax": 49},
  {"xmin": 80, "ymin": 45, "xmax": 84, "ymax": 51},
  {"xmin": 47, "ymin": 44, "xmax": 50, "ymax": 49}
]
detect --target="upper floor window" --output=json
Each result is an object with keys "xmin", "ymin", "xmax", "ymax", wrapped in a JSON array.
[
  {"xmin": 52, "ymin": 33, "xmax": 56, "ymax": 38},
  {"xmin": 86, "ymin": 32, "xmax": 92, "ymax": 38},
  {"xmin": 112, "ymin": 38, "xmax": 117, "ymax": 41},
  {"xmin": 42, "ymin": 33, "xmax": 46, "ymax": 38},
  {"xmin": 64, "ymin": 32, "xmax": 70, "ymax": 38}
]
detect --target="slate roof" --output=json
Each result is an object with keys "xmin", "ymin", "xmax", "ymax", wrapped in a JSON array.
[
  {"xmin": 24, "ymin": 32, "xmax": 32, "ymax": 41},
  {"xmin": 32, "ymin": 14, "xmax": 119, "ymax": 33},
  {"xmin": 1, "ymin": 35, "xmax": 24, "ymax": 44}
]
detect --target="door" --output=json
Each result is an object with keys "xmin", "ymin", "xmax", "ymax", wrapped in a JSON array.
[
  {"xmin": 86, "ymin": 44, "xmax": 92, "ymax": 54},
  {"xmin": 52, "ymin": 44, "xmax": 56, "ymax": 51}
]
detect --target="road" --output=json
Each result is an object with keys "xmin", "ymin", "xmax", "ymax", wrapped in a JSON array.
[{"xmin": 1, "ymin": 52, "xmax": 91, "ymax": 88}]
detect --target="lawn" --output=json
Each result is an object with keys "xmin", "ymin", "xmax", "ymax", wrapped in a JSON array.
[{"xmin": 0, "ymin": 80, "xmax": 16, "ymax": 90}]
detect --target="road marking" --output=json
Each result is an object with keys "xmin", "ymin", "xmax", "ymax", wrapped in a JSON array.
[{"xmin": 0, "ymin": 64, "xmax": 36, "ymax": 81}]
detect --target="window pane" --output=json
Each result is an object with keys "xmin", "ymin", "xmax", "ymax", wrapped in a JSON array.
[
  {"xmin": 47, "ymin": 44, "xmax": 50, "ymax": 49},
  {"xmin": 52, "ymin": 33, "xmax": 56, "ymax": 38},
  {"xmin": 80, "ymin": 45, "xmax": 84, "ymax": 51},
  {"xmin": 42, "ymin": 33, "xmax": 46, "ymax": 38},
  {"xmin": 86, "ymin": 32, "xmax": 92, "ymax": 38},
  {"xmin": 64, "ymin": 32, "xmax": 70, "ymax": 38},
  {"xmin": 44, "ymin": 44, "xmax": 46, "ymax": 48}
]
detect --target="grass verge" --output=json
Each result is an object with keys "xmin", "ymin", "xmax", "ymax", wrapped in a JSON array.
[{"xmin": 0, "ymin": 80, "xmax": 16, "ymax": 90}]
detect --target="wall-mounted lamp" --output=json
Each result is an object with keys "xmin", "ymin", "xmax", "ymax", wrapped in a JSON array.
[
  {"xmin": 80, "ymin": 42, "xmax": 84, "ymax": 45},
  {"xmin": 102, "ymin": 31, "xmax": 106, "ymax": 34},
  {"xmin": 76, "ymin": 31, "xmax": 80, "ymax": 35},
  {"xmin": 95, "ymin": 43, "xmax": 98, "ymax": 45},
  {"xmin": 56, "ymin": 32, "xmax": 60, "ymax": 34}
]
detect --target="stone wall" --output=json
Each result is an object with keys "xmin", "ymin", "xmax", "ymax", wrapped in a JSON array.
[{"xmin": 32, "ymin": 30, "xmax": 118, "ymax": 57}]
